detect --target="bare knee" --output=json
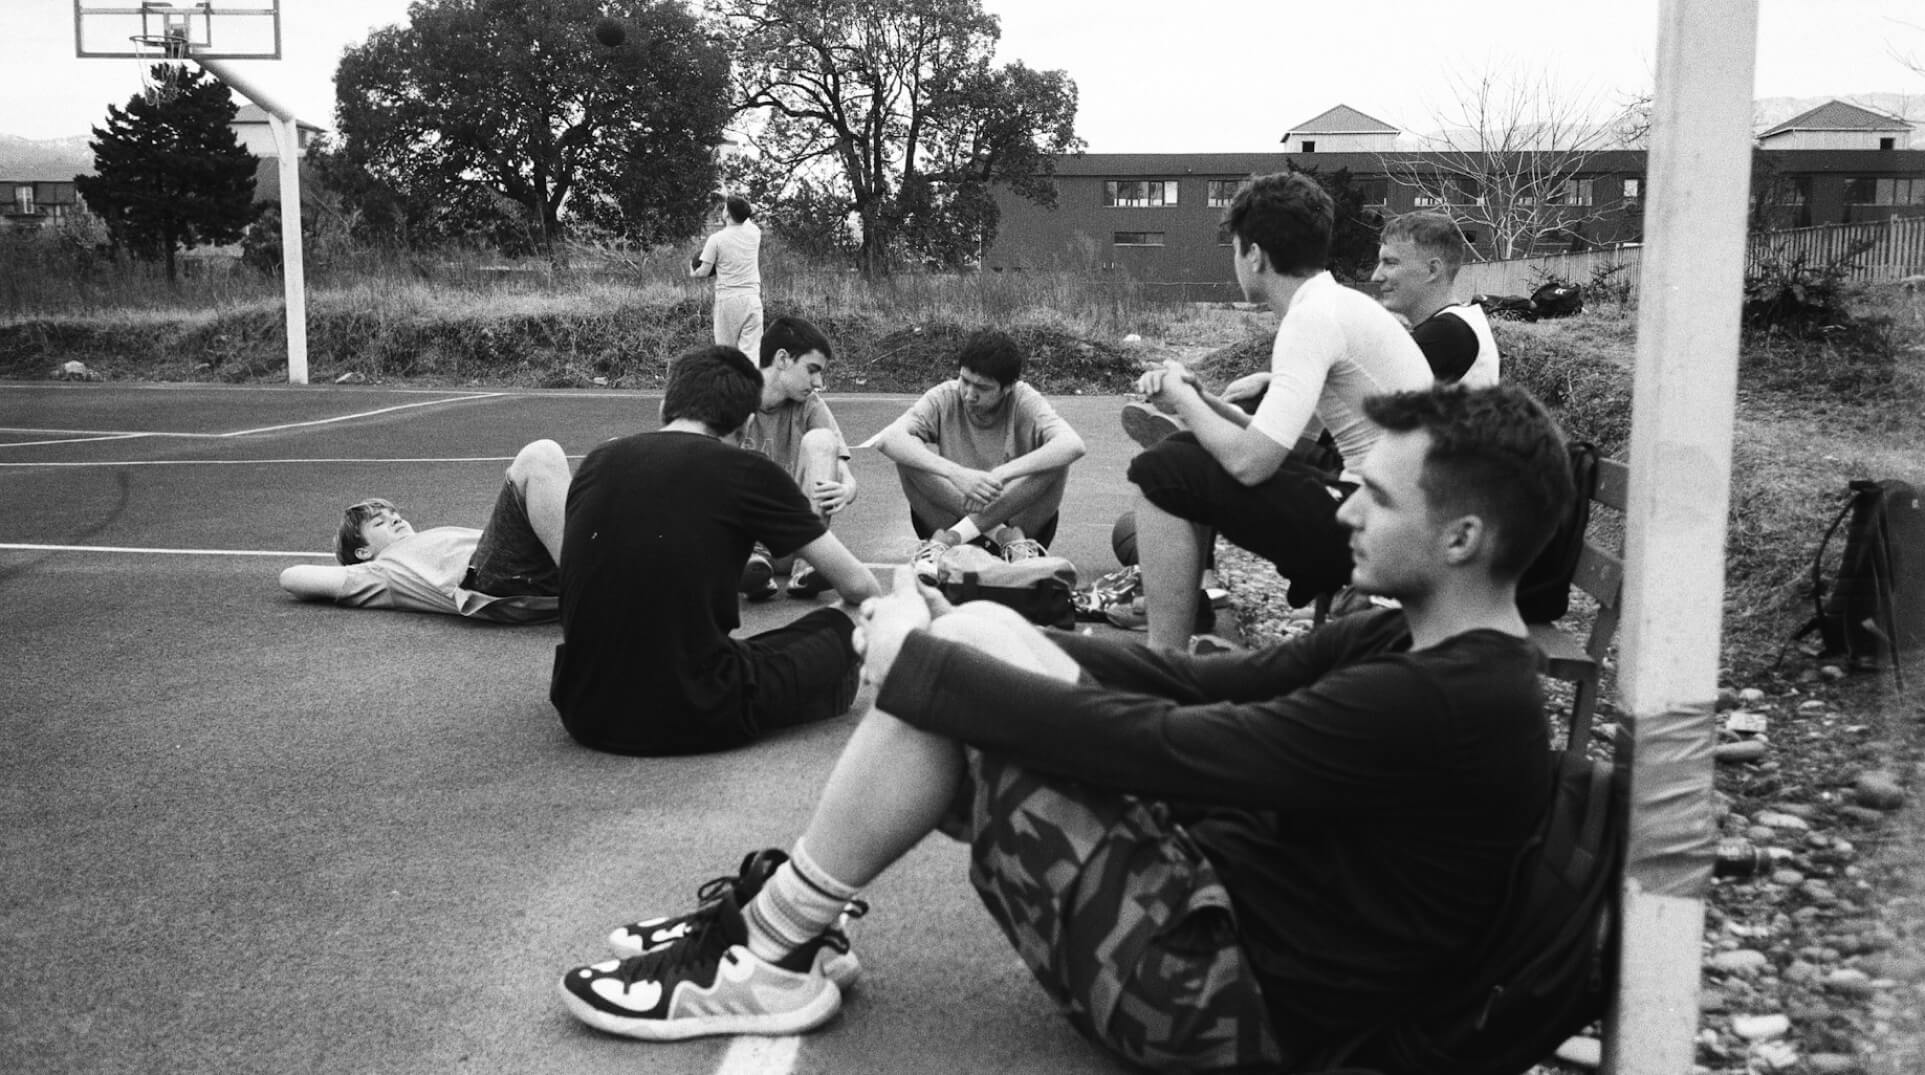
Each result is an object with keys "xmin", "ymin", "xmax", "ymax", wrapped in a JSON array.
[
  {"xmin": 508, "ymin": 439, "xmax": 567, "ymax": 482},
  {"xmin": 929, "ymin": 604, "xmax": 1080, "ymax": 680}
]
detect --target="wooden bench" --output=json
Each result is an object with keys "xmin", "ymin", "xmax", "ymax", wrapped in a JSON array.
[{"xmin": 1529, "ymin": 457, "xmax": 1630, "ymax": 753}]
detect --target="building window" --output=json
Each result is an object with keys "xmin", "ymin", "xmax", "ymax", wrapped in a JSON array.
[
  {"xmin": 1845, "ymin": 177, "xmax": 1925, "ymax": 205},
  {"xmin": 1544, "ymin": 178, "xmax": 1594, "ymax": 207},
  {"xmin": 1104, "ymin": 180, "xmax": 1178, "ymax": 207},
  {"xmin": 1623, "ymin": 177, "xmax": 1643, "ymax": 201},
  {"xmin": 1113, "ymin": 231, "xmax": 1165, "ymax": 247},
  {"xmin": 1206, "ymin": 179, "xmax": 1241, "ymax": 208},
  {"xmin": 13, "ymin": 185, "xmax": 33, "ymax": 215},
  {"xmin": 1301, "ymin": 140, "xmax": 1316, "ymax": 153},
  {"xmin": 1414, "ymin": 178, "xmax": 1483, "ymax": 208},
  {"xmin": 1880, "ymin": 137, "xmax": 1896, "ymax": 150}
]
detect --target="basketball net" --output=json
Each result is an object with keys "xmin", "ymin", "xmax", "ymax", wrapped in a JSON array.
[{"xmin": 130, "ymin": 26, "xmax": 191, "ymax": 107}]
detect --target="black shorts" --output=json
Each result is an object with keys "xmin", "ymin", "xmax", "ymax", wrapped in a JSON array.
[
  {"xmin": 465, "ymin": 479, "xmax": 560, "ymax": 598},
  {"xmin": 1127, "ymin": 432, "xmax": 1354, "ymax": 607},
  {"xmin": 742, "ymin": 606, "xmax": 861, "ymax": 735}
]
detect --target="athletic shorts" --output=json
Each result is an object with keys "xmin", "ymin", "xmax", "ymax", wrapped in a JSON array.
[
  {"xmin": 938, "ymin": 750, "xmax": 1280, "ymax": 1072},
  {"xmin": 465, "ymin": 479, "xmax": 559, "ymax": 598},
  {"xmin": 1127, "ymin": 431, "xmax": 1354, "ymax": 607},
  {"xmin": 741, "ymin": 606, "xmax": 860, "ymax": 735}
]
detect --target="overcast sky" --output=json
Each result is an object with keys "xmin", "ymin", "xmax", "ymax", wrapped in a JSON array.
[{"xmin": 8, "ymin": 0, "xmax": 1921, "ymax": 149}]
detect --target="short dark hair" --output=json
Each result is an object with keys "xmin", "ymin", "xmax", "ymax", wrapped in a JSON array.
[
  {"xmin": 662, "ymin": 345, "xmax": 761, "ymax": 434},
  {"xmin": 1223, "ymin": 171, "xmax": 1332, "ymax": 276},
  {"xmin": 1362, "ymin": 384, "xmax": 1575, "ymax": 579},
  {"xmin": 724, "ymin": 195, "xmax": 752, "ymax": 223},
  {"xmin": 334, "ymin": 498, "xmax": 397, "ymax": 565},
  {"xmin": 955, "ymin": 329, "xmax": 1023, "ymax": 386},
  {"xmin": 760, "ymin": 315, "xmax": 833, "ymax": 368},
  {"xmin": 1380, "ymin": 211, "xmax": 1469, "ymax": 277}
]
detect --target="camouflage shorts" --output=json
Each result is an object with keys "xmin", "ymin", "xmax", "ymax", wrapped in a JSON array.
[{"xmin": 938, "ymin": 749, "xmax": 1281, "ymax": 1072}]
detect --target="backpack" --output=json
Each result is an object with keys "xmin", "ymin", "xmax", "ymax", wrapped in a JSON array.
[
  {"xmin": 934, "ymin": 544, "xmax": 1079, "ymax": 630},
  {"xmin": 1792, "ymin": 479, "xmax": 1925, "ymax": 681},
  {"xmin": 1320, "ymin": 750, "xmax": 1626, "ymax": 1075},
  {"xmin": 1516, "ymin": 441, "xmax": 1602, "ymax": 624}
]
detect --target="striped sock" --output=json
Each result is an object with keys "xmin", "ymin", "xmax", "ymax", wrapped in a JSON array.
[{"xmin": 743, "ymin": 840, "xmax": 861, "ymax": 966}]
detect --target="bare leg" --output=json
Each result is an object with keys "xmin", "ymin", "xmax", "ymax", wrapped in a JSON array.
[
  {"xmin": 506, "ymin": 439, "xmax": 570, "ymax": 567},
  {"xmin": 795, "ymin": 602, "xmax": 1080, "ymax": 888},
  {"xmin": 1134, "ymin": 491, "xmax": 1207, "ymax": 653}
]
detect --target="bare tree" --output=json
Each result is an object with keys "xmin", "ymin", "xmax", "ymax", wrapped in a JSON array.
[{"xmin": 1378, "ymin": 67, "xmax": 1639, "ymax": 259}]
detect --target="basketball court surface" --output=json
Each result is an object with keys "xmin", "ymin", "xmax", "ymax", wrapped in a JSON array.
[{"xmin": 2, "ymin": 381, "xmax": 1169, "ymax": 1074}]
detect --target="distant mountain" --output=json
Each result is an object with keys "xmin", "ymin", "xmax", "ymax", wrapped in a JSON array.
[{"xmin": 0, "ymin": 134, "xmax": 95, "ymax": 181}]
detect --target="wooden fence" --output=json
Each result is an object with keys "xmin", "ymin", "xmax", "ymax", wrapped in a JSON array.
[{"xmin": 1455, "ymin": 215, "xmax": 1925, "ymax": 297}]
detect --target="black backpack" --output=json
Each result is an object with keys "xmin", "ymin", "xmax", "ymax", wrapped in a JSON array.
[
  {"xmin": 1321, "ymin": 750, "xmax": 1626, "ymax": 1075},
  {"xmin": 1516, "ymin": 442, "xmax": 1602, "ymax": 623},
  {"xmin": 1530, "ymin": 280, "xmax": 1584, "ymax": 319},
  {"xmin": 1793, "ymin": 479, "xmax": 1924, "ymax": 683}
]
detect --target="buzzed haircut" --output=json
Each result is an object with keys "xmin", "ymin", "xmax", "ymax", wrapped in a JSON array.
[
  {"xmin": 1380, "ymin": 211, "xmax": 1470, "ymax": 277},
  {"xmin": 955, "ymin": 329, "xmax": 1025, "ymax": 386},
  {"xmin": 335, "ymin": 498, "xmax": 398, "ymax": 565},
  {"xmin": 662, "ymin": 344, "xmax": 762, "ymax": 435},
  {"xmin": 724, "ymin": 195, "xmax": 752, "ymax": 223},
  {"xmin": 760, "ymin": 315, "xmax": 833, "ymax": 368},
  {"xmin": 1222, "ymin": 171, "xmax": 1333, "ymax": 277},
  {"xmin": 1363, "ymin": 384, "xmax": 1576, "ymax": 579}
]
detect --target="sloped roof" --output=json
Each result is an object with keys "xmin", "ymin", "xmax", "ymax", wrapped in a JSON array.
[
  {"xmin": 1759, "ymin": 99, "xmax": 1911, "ymax": 138},
  {"xmin": 233, "ymin": 104, "xmax": 326, "ymax": 134},
  {"xmin": 1283, "ymin": 104, "xmax": 1400, "ymax": 138}
]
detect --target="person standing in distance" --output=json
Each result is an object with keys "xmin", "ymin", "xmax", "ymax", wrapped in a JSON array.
[{"xmin": 692, "ymin": 194, "xmax": 764, "ymax": 361}]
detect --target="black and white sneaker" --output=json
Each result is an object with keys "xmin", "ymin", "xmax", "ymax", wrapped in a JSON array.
[
  {"xmin": 561, "ymin": 887, "xmax": 840, "ymax": 1041},
  {"xmin": 606, "ymin": 850, "xmax": 865, "ymax": 988}
]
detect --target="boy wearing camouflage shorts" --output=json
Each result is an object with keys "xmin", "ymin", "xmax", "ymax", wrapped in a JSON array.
[{"xmin": 557, "ymin": 384, "xmax": 1575, "ymax": 1071}]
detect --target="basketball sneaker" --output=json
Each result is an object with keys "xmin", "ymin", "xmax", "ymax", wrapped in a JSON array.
[
  {"xmin": 787, "ymin": 558, "xmax": 832, "ymax": 599},
  {"xmin": 606, "ymin": 849, "xmax": 865, "ymax": 988},
  {"xmin": 560, "ymin": 887, "xmax": 841, "ymax": 1041},
  {"xmin": 1120, "ymin": 401, "xmax": 1182, "ymax": 449},
  {"xmin": 910, "ymin": 531, "xmax": 959, "ymax": 585},
  {"xmin": 740, "ymin": 549, "xmax": 778, "ymax": 601},
  {"xmin": 988, "ymin": 524, "xmax": 1047, "ymax": 562}
]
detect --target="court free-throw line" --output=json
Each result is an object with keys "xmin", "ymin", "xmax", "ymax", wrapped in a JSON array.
[
  {"xmin": 0, "ymin": 543, "xmax": 332, "ymax": 558},
  {"xmin": 712, "ymin": 1035, "xmax": 801, "ymax": 1075}
]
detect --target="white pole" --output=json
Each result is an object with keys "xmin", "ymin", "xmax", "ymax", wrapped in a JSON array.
[
  {"xmin": 1603, "ymin": 3, "xmax": 1758, "ymax": 1073},
  {"xmin": 198, "ymin": 57, "xmax": 308, "ymax": 385}
]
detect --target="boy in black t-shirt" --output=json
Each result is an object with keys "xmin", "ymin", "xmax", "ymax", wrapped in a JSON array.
[
  {"xmin": 549, "ymin": 345, "xmax": 881, "ymax": 755},
  {"xmin": 556, "ymin": 384, "xmax": 1574, "ymax": 1071}
]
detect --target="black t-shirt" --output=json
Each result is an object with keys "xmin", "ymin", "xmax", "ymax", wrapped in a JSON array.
[
  {"xmin": 1410, "ymin": 309, "xmax": 1480, "ymax": 383},
  {"xmin": 550, "ymin": 430, "xmax": 825, "ymax": 754},
  {"xmin": 876, "ymin": 609, "xmax": 1551, "ymax": 1058}
]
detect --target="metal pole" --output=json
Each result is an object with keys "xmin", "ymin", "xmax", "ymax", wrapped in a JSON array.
[
  {"xmin": 198, "ymin": 56, "xmax": 308, "ymax": 385},
  {"xmin": 1603, "ymin": 2, "xmax": 1758, "ymax": 1073}
]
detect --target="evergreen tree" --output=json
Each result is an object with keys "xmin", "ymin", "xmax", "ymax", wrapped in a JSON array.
[{"xmin": 77, "ymin": 64, "xmax": 262, "ymax": 282}]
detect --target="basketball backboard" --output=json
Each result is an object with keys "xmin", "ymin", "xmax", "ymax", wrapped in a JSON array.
[{"xmin": 74, "ymin": 1, "xmax": 281, "ymax": 60}]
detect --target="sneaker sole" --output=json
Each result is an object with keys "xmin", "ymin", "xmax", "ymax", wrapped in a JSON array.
[
  {"xmin": 557, "ymin": 977, "xmax": 842, "ymax": 1041},
  {"xmin": 607, "ymin": 935, "xmax": 863, "ymax": 990},
  {"xmin": 1121, "ymin": 404, "xmax": 1181, "ymax": 450}
]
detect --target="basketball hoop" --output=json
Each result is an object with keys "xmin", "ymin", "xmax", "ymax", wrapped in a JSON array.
[{"xmin": 129, "ymin": 27, "xmax": 192, "ymax": 106}]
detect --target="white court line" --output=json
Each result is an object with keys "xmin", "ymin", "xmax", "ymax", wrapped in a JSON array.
[
  {"xmin": 0, "ymin": 543, "xmax": 332, "ymax": 558},
  {"xmin": 712, "ymin": 1035, "xmax": 801, "ymax": 1075},
  {"xmin": 218, "ymin": 394, "xmax": 504, "ymax": 437},
  {"xmin": 0, "ymin": 456, "xmax": 557, "ymax": 468},
  {"xmin": 0, "ymin": 433, "xmax": 151, "ymax": 450}
]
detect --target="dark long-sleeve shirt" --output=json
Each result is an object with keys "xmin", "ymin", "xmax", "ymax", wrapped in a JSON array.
[{"xmin": 875, "ymin": 608, "xmax": 1552, "ymax": 1048}]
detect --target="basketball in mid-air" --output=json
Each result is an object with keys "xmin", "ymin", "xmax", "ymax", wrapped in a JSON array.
[
  {"xmin": 593, "ymin": 17, "xmax": 625, "ymax": 46},
  {"xmin": 1111, "ymin": 510, "xmax": 1137, "ymax": 567}
]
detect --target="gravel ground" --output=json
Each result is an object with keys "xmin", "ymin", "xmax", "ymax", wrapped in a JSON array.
[{"xmin": 1215, "ymin": 541, "xmax": 1925, "ymax": 1074}]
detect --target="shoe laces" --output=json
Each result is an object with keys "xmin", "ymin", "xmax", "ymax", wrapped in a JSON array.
[
  {"xmin": 614, "ymin": 906, "xmax": 732, "ymax": 986},
  {"xmin": 1000, "ymin": 538, "xmax": 1046, "ymax": 561}
]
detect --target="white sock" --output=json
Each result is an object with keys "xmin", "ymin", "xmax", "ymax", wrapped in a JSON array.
[
  {"xmin": 743, "ymin": 840, "xmax": 861, "ymax": 965},
  {"xmin": 949, "ymin": 518, "xmax": 981, "ymax": 544}
]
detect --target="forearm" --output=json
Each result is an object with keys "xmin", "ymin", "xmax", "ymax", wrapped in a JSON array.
[
  {"xmin": 879, "ymin": 431, "xmax": 962, "ymax": 480},
  {"xmin": 1177, "ymin": 398, "xmax": 1283, "ymax": 485},
  {"xmin": 995, "ymin": 433, "xmax": 1085, "ymax": 480}
]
